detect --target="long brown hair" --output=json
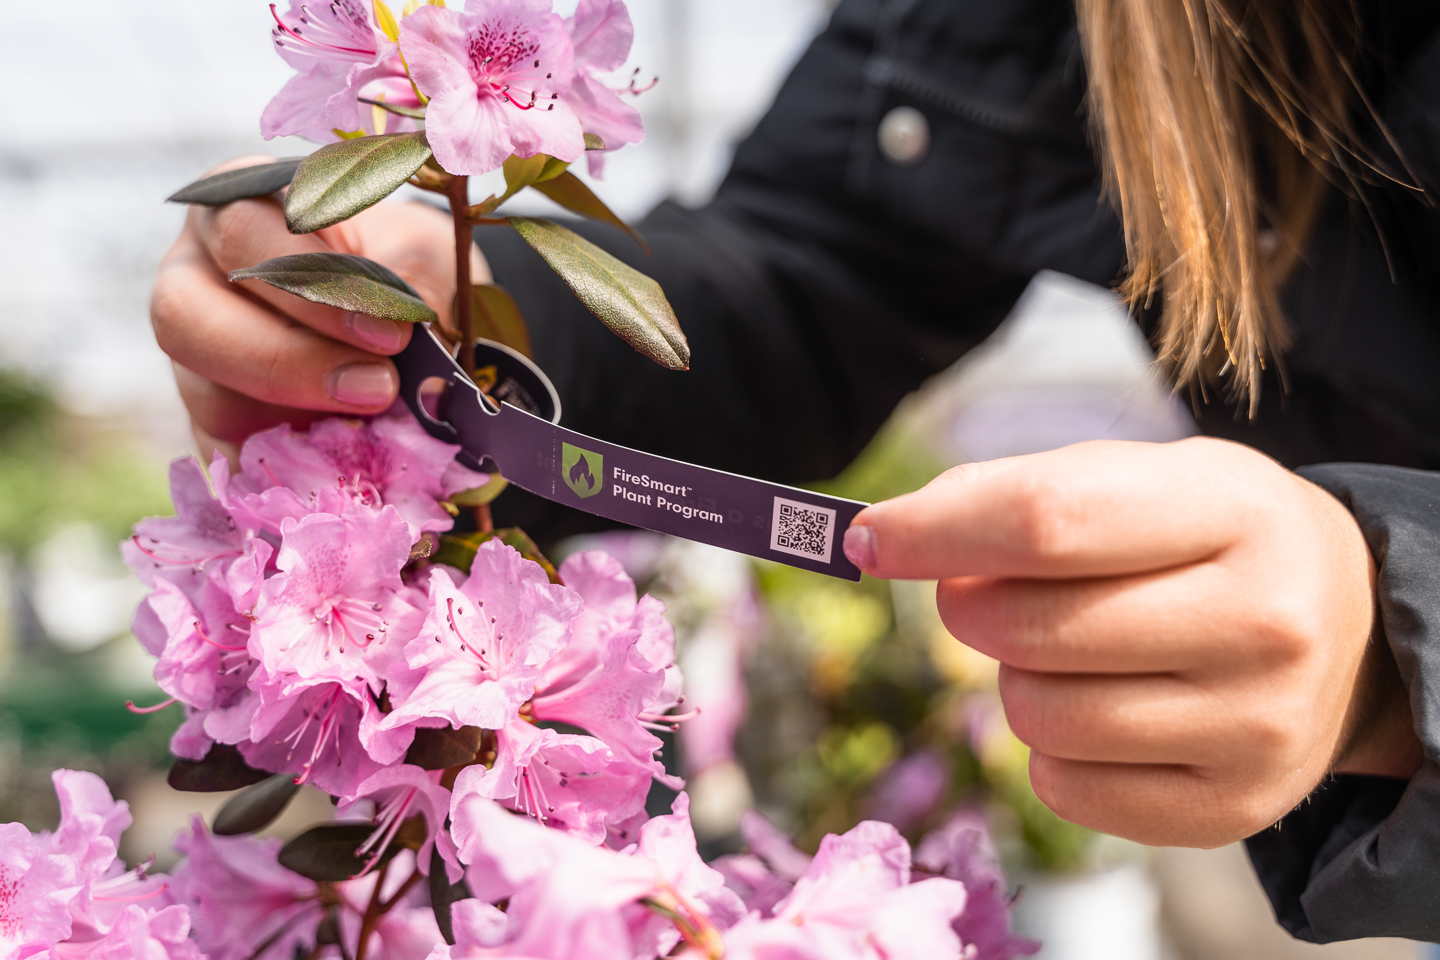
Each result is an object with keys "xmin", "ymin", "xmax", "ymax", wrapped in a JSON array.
[{"xmin": 1075, "ymin": 0, "xmax": 1409, "ymax": 412}]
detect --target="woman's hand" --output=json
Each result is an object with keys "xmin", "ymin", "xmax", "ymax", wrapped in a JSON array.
[
  {"xmin": 150, "ymin": 155, "xmax": 486, "ymax": 461},
  {"xmin": 844, "ymin": 437, "xmax": 1423, "ymax": 848}
]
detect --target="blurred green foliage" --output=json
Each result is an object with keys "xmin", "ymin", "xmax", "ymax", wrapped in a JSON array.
[{"xmin": 735, "ymin": 409, "xmax": 1095, "ymax": 874}]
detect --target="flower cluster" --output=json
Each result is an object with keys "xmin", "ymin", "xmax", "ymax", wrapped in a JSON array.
[
  {"xmin": 0, "ymin": 770, "xmax": 198, "ymax": 960},
  {"xmin": 264, "ymin": 0, "xmax": 647, "ymax": 176},
  {"xmin": 106, "ymin": 410, "xmax": 1032, "ymax": 959}
]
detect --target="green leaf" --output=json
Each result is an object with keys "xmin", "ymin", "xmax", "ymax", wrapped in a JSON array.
[
  {"xmin": 167, "ymin": 159, "xmax": 303, "ymax": 206},
  {"xmin": 278, "ymin": 823, "xmax": 393, "ymax": 881},
  {"xmin": 452, "ymin": 284, "xmax": 533, "ymax": 358},
  {"xmin": 168, "ymin": 743, "xmax": 271, "ymax": 793},
  {"xmin": 502, "ymin": 154, "xmax": 571, "ymax": 196},
  {"xmin": 448, "ymin": 476, "xmax": 508, "ymax": 507},
  {"xmin": 432, "ymin": 528, "xmax": 560, "ymax": 582},
  {"xmin": 230, "ymin": 253, "xmax": 438, "ymax": 323},
  {"xmin": 405, "ymin": 726, "xmax": 485, "ymax": 769},
  {"xmin": 285, "ymin": 132, "xmax": 432, "ymax": 234},
  {"xmin": 507, "ymin": 217, "xmax": 689, "ymax": 370},
  {"xmin": 372, "ymin": 0, "xmax": 400, "ymax": 40},
  {"xmin": 212, "ymin": 774, "xmax": 300, "ymax": 836},
  {"xmin": 529, "ymin": 172, "xmax": 649, "ymax": 253},
  {"xmin": 584, "ymin": 133, "xmax": 607, "ymax": 151}
]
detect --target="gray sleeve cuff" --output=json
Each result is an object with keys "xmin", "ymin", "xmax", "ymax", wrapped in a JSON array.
[{"xmin": 1244, "ymin": 462, "xmax": 1440, "ymax": 942}]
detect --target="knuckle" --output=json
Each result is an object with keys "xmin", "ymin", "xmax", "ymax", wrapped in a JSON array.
[
  {"xmin": 1010, "ymin": 477, "xmax": 1081, "ymax": 563},
  {"xmin": 205, "ymin": 203, "xmax": 262, "ymax": 269}
]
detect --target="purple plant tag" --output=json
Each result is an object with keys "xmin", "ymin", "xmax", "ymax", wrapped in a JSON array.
[{"xmin": 396, "ymin": 326, "xmax": 867, "ymax": 580}]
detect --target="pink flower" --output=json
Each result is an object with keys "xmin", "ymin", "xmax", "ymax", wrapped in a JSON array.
[
  {"xmin": 170, "ymin": 818, "xmax": 320, "ymax": 960},
  {"xmin": 711, "ymin": 810, "xmax": 812, "ymax": 918},
  {"xmin": 262, "ymin": 0, "xmax": 421, "ymax": 142},
  {"xmin": 563, "ymin": 0, "xmax": 644, "ymax": 177},
  {"xmin": 718, "ymin": 821, "xmax": 970, "ymax": 960},
  {"xmin": 382, "ymin": 546, "xmax": 581, "ymax": 734},
  {"xmin": 451, "ymin": 717, "xmax": 651, "ymax": 844},
  {"xmin": 399, "ymin": 0, "xmax": 584, "ymax": 175},
  {"xmin": 915, "ymin": 811, "xmax": 1039, "ymax": 960},
  {"xmin": 250, "ymin": 499, "xmax": 419, "ymax": 693},
  {"xmin": 241, "ymin": 680, "xmax": 387, "ymax": 798},
  {"xmin": 123, "ymin": 457, "xmax": 244, "ymax": 598},
  {"xmin": 533, "ymin": 551, "xmax": 680, "ymax": 781},
  {"xmin": 172, "ymin": 820, "xmax": 439, "ymax": 960},
  {"xmin": 864, "ymin": 750, "xmax": 948, "ymax": 834},
  {"xmin": 0, "ymin": 823, "xmax": 79, "ymax": 958},
  {"xmin": 219, "ymin": 416, "xmax": 484, "ymax": 540},
  {"xmin": 448, "ymin": 795, "xmax": 657, "ymax": 959},
  {"xmin": 49, "ymin": 905, "xmax": 201, "ymax": 960},
  {"xmin": 339, "ymin": 766, "xmax": 461, "ymax": 881}
]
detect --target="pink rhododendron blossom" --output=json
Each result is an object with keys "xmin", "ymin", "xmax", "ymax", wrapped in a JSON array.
[
  {"xmin": 172, "ymin": 820, "xmax": 438, "ymax": 960},
  {"xmin": 451, "ymin": 717, "xmax": 651, "ymax": 843},
  {"xmin": 384, "ymin": 546, "xmax": 580, "ymax": 733},
  {"xmin": 262, "ymin": 0, "xmax": 421, "ymax": 142},
  {"xmin": 449, "ymin": 795, "xmax": 660, "ymax": 958},
  {"xmin": 717, "ymin": 821, "xmax": 969, "ymax": 960},
  {"xmin": 915, "ymin": 811, "xmax": 1039, "ymax": 960},
  {"xmin": 250, "ymin": 499, "xmax": 419, "ymax": 692},
  {"xmin": 0, "ymin": 771, "xmax": 180, "ymax": 960},
  {"xmin": 400, "ymin": 0, "xmax": 584, "ymax": 175},
  {"xmin": 219, "ymin": 417, "xmax": 485, "ymax": 539},
  {"xmin": 123, "ymin": 457, "xmax": 244, "ymax": 596},
  {"xmin": 864, "ymin": 750, "xmax": 948, "ymax": 834},
  {"xmin": 242, "ymin": 679, "xmax": 387, "ymax": 797},
  {"xmin": 341, "ymin": 765, "xmax": 461, "ymax": 881},
  {"xmin": 563, "ymin": 0, "xmax": 645, "ymax": 176}
]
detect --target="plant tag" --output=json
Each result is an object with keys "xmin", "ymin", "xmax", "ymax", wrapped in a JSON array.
[{"xmin": 396, "ymin": 326, "xmax": 867, "ymax": 580}]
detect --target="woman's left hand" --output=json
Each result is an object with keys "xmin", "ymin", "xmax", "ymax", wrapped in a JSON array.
[{"xmin": 843, "ymin": 437, "xmax": 1422, "ymax": 847}]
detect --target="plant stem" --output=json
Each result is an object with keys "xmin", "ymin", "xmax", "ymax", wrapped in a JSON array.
[
  {"xmin": 473, "ymin": 504, "xmax": 494, "ymax": 533},
  {"xmin": 353, "ymin": 860, "xmax": 390, "ymax": 960},
  {"xmin": 447, "ymin": 175, "xmax": 475, "ymax": 375}
]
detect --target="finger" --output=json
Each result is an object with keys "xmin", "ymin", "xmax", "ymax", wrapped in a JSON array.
[
  {"xmin": 192, "ymin": 199, "xmax": 414, "ymax": 357},
  {"xmin": 935, "ymin": 562, "xmax": 1298, "ymax": 674},
  {"xmin": 995, "ymin": 666, "xmax": 1283, "ymax": 769},
  {"xmin": 152, "ymin": 229, "xmax": 400, "ymax": 413},
  {"xmin": 173, "ymin": 363, "xmax": 328, "ymax": 444},
  {"xmin": 845, "ymin": 438, "xmax": 1290, "ymax": 580},
  {"xmin": 1027, "ymin": 752, "xmax": 1296, "ymax": 848}
]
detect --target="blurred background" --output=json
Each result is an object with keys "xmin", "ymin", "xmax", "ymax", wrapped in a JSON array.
[{"xmin": 0, "ymin": 0, "xmax": 1425, "ymax": 957}]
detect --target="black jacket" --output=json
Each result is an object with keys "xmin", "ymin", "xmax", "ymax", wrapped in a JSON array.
[{"xmin": 474, "ymin": 0, "xmax": 1440, "ymax": 941}]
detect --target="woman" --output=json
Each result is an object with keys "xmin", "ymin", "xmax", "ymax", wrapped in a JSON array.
[{"xmin": 149, "ymin": 0, "xmax": 1440, "ymax": 941}]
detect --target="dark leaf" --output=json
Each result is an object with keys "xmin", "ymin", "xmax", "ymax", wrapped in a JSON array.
[
  {"xmin": 315, "ymin": 909, "xmax": 342, "ymax": 946},
  {"xmin": 506, "ymin": 217, "xmax": 688, "ymax": 370},
  {"xmin": 230, "ymin": 253, "xmax": 437, "ymax": 323},
  {"xmin": 278, "ymin": 823, "xmax": 393, "ymax": 881},
  {"xmin": 430, "ymin": 846, "xmax": 473, "ymax": 945},
  {"xmin": 285, "ymin": 132, "xmax": 432, "ymax": 234},
  {"xmin": 212, "ymin": 774, "xmax": 301, "ymax": 836},
  {"xmin": 584, "ymin": 133, "xmax": 607, "ymax": 151},
  {"xmin": 168, "ymin": 159, "xmax": 303, "ymax": 206},
  {"xmin": 168, "ymin": 743, "xmax": 270, "ymax": 793},
  {"xmin": 451, "ymin": 284, "xmax": 533, "ymax": 358},
  {"xmin": 530, "ymin": 172, "xmax": 649, "ymax": 253},
  {"xmin": 405, "ymin": 726, "xmax": 485, "ymax": 770},
  {"xmin": 432, "ymin": 528, "xmax": 560, "ymax": 582}
]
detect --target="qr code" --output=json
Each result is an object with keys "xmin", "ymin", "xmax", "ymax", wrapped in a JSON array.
[{"xmin": 770, "ymin": 497, "xmax": 837, "ymax": 563}]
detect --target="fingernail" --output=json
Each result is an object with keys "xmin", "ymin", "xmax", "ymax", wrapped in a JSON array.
[
  {"xmin": 843, "ymin": 524, "xmax": 877, "ymax": 570},
  {"xmin": 326, "ymin": 363, "xmax": 395, "ymax": 407},
  {"xmin": 344, "ymin": 312, "xmax": 405, "ymax": 353}
]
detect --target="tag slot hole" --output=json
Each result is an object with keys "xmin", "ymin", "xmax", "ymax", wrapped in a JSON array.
[{"xmin": 415, "ymin": 376, "xmax": 458, "ymax": 437}]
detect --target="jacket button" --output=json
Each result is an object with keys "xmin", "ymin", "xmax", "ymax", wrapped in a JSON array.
[{"xmin": 878, "ymin": 106, "xmax": 929, "ymax": 166}]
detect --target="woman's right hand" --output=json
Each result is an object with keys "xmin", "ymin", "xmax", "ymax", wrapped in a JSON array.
[{"xmin": 150, "ymin": 154, "xmax": 485, "ymax": 462}]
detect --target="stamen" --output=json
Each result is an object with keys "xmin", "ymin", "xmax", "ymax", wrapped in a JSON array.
[{"xmin": 126, "ymin": 697, "xmax": 178, "ymax": 715}]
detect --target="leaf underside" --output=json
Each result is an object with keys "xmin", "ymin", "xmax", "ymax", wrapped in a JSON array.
[
  {"xmin": 462, "ymin": 284, "xmax": 533, "ymax": 358},
  {"xmin": 507, "ymin": 217, "xmax": 689, "ymax": 370},
  {"xmin": 530, "ymin": 172, "xmax": 650, "ymax": 253},
  {"xmin": 230, "ymin": 253, "xmax": 438, "ymax": 323},
  {"xmin": 285, "ymin": 132, "xmax": 432, "ymax": 234},
  {"xmin": 167, "ymin": 158, "xmax": 304, "ymax": 206},
  {"xmin": 279, "ymin": 823, "xmax": 392, "ymax": 881},
  {"xmin": 212, "ymin": 773, "xmax": 301, "ymax": 836},
  {"xmin": 405, "ymin": 725, "xmax": 486, "ymax": 769},
  {"xmin": 168, "ymin": 743, "xmax": 271, "ymax": 793}
]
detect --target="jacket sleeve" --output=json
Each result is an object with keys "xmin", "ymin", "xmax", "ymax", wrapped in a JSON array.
[{"xmin": 1245, "ymin": 462, "xmax": 1440, "ymax": 942}]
